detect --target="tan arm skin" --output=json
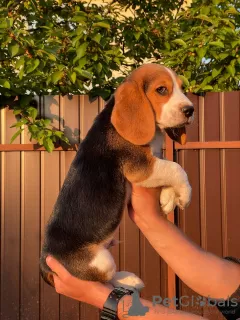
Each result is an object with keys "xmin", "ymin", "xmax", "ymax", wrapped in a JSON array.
[
  {"xmin": 46, "ymin": 256, "xmax": 206, "ymax": 319},
  {"xmin": 129, "ymin": 186, "xmax": 240, "ymax": 300}
]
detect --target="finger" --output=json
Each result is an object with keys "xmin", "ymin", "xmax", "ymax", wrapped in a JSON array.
[{"xmin": 46, "ymin": 256, "xmax": 71, "ymax": 280}]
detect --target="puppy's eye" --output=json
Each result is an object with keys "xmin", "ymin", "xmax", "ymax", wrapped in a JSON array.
[{"xmin": 156, "ymin": 86, "xmax": 168, "ymax": 96}]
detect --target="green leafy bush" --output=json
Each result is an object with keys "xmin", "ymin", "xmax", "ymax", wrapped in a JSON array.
[{"xmin": 0, "ymin": 0, "xmax": 239, "ymax": 150}]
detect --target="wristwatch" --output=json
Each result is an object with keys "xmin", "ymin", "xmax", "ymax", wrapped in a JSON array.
[{"xmin": 100, "ymin": 287, "xmax": 134, "ymax": 320}]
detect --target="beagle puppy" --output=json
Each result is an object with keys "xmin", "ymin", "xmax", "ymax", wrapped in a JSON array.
[{"xmin": 40, "ymin": 64, "xmax": 194, "ymax": 290}]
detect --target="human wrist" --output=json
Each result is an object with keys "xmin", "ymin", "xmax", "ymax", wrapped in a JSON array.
[
  {"xmin": 86, "ymin": 284, "xmax": 112, "ymax": 309},
  {"xmin": 134, "ymin": 209, "xmax": 167, "ymax": 232}
]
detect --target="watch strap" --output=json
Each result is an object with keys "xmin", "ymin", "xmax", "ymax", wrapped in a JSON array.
[{"xmin": 100, "ymin": 287, "xmax": 134, "ymax": 320}]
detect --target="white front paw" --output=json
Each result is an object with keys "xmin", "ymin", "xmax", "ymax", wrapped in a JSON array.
[
  {"xmin": 175, "ymin": 183, "xmax": 192, "ymax": 210},
  {"xmin": 110, "ymin": 271, "xmax": 144, "ymax": 291},
  {"xmin": 160, "ymin": 183, "xmax": 192, "ymax": 214},
  {"xmin": 160, "ymin": 187, "xmax": 177, "ymax": 214}
]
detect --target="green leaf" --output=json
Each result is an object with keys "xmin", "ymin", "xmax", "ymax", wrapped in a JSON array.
[
  {"xmin": 10, "ymin": 119, "xmax": 28, "ymax": 128},
  {"xmin": 29, "ymin": 124, "xmax": 39, "ymax": 133},
  {"xmin": 72, "ymin": 35, "xmax": 83, "ymax": 47},
  {"xmin": 51, "ymin": 71, "xmax": 64, "ymax": 84},
  {"xmin": 231, "ymin": 41, "xmax": 240, "ymax": 49},
  {"xmin": 59, "ymin": 136, "xmax": 70, "ymax": 145},
  {"xmin": 196, "ymin": 47, "xmax": 207, "ymax": 60},
  {"xmin": 44, "ymin": 119, "xmax": 51, "ymax": 126},
  {"xmin": 54, "ymin": 131, "xmax": 64, "ymax": 138},
  {"xmin": 114, "ymin": 57, "xmax": 121, "ymax": 65},
  {"xmin": 92, "ymin": 22, "xmax": 110, "ymax": 29},
  {"xmin": 164, "ymin": 42, "xmax": 171, "ymax": 50},
  {"xmin": 225, "ymin": 7, "xmax": 239, "ymax": 15},
  {"xmin": 78, "ymin": 56, "xmax": 87, "ymax": 69},
  {"xmin": 9, "ymin": 44, "xmax": 20, "ymax": 57},
  {"xmin": 219, "ymin": 53, "xmax": 229, "ymax": 60},
  {"xmin": 212, "ymin": 67, "xmax": 222, "ymax": 78},
  {"xmin": 96, "ymin": 63, "xmax": 102, "ymax": 73},
  {"xmin": 25, "ymin": 59, "xmax": 40, "ymax": 74},
  {"xmin": 133, "ymin": 32, "xmax": 141, "ymax": 40},
  {"xmin": 92, "ymin": 33, "xmax": 102, "ymax": 44},
  {"xmin": 196, "ymin": 15, "xmax": 214, "ymax": 24},
  {"xmin": 76, "ymin": 42, "xmax": 88, "ymax": 59},
  {"xmin": 226, "ymin": 65, "xmax": 235, "ymax": 76},
  {"xmin": 74, "ymin": 68, "xmax": 93, "ymax": 79},
  {"xmin": 0, "ymin": 19, "xmax": 8, "ymax": 28},
  {"xmin": 19, "ymin": 68, "xmax": 24, "ymax": 80},
  {"xmin": 13, "ymin": 109, "xmax": 22, "ymax": 115},
  {"xmin": 69, "ymin": 71, "xmax": 77, "ymax": 84},
  {"xmin": 43, "ymin": 137, "xmax": 54, "ymax": 153},
  {"xmin": 10, "ymin": 128, "xmax": 24, "ymax": 143},
  {"xmin": 200, "ymin": 6, "xmax": 210, "ymax": 15},
  {"xmin": 71, "ymin": 15, "xmax": 87, "ymax": 23},
  {"xmin": 0, "ymin": 79, "xmax": 10, "ymax": 89},
  {"xmin": 172, "ymin": 39, "xmax": 187, "ymax": 47},
  {"xmin": 28, "ymin": 107, "xmax": 38, "ymax": 121},
  {"xmin": 202, "ymin": 85, "xmax": 213, "ymax": 90},
  {"xmin": 209, "ymin": 41, "xmax": 224, "ymax": 48},
  {"xmin": 15, "ymin": 57, "xmax": 25, "ymax": 69},
  {"xmin": 92, "ymin": 54, "xmax": 98, "ymax": 61},
  {"xmin": 178, "ymin": 75, "xmax": 189, "ymax": 87}
]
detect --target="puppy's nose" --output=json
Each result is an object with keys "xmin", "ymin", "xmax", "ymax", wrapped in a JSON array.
[{"xmin": 182, "ymin": 106, "xmax": 194, "ymax": 118}]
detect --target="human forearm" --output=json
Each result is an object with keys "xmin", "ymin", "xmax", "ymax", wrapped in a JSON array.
[
  {"xmin": 136, "ymin": 213, "xmax": 240, "ymax": 299},
  {"xmin": 117, "ymin": 295, "xmax": 206, "ymax": 319},
  {"xmin": 79, "ymin": 283, "xmax": 206, "ymax": 319}
]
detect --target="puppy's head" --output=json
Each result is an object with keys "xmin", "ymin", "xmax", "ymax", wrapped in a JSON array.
[{"xmin": 111, "ymin": 64, "xmax": 194, "ymax": 145}]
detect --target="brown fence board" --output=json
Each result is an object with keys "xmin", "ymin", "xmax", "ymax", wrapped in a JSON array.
[
  {"xmin": 1, "ymin": 152, "xmax": 21, "ymax": 320},
  {"xmin": 21, "ymin": 152, "xmax": 41, "ymax": 320},
  {"xmin": 205, "ymin": 150, "xmax": 222, "ymax": 256},
  {"xmin": 205, "ymin": 93, "xmax": 220, "ymax": 141},
  {"xmin": 178, "ymin": 150, "xmax": 203, "ymax": 317},
  {"xmin": 224, "ymin": 92, "xmax": 240, "ymax": 141},
  {"xmin": 140, "ymin": 234, "xmax": 161, "ymax": 301},
  {"xmin": 186, "ymin": 93, "xmax": 199, "ymax": 142},
  {"xmin": 40, "ymin": 152, "xmax": 60, "ymax": 320},
  {"xmin": 79, "ymin": 96, "xmax": 101, "ymax": 320},
  {"xmin": 225, "ymin": 150, "xmax": 240, "ymax": 257}
]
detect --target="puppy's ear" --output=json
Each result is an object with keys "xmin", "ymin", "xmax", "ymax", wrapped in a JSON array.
[{"xmin": 111, "ymin": 81, "xmax": 155, "ymax": 145}]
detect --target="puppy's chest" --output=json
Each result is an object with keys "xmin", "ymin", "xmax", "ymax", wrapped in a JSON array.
[{"xmin": 150, "ymin": 131, "xmax": 164, "ymax": 159}]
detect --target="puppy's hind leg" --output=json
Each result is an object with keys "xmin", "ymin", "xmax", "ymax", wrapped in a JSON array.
[
  {"xmin": 89, "ymin": 246, "xmax": 144, "ymax": 291},
  {"xmin": 89, "ymin": 246, "xmax": 117, "ymax": 282}
]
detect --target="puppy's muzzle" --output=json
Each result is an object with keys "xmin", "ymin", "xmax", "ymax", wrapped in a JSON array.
[{"xmin": 181, "ymin": 106, "xmax": 194, "ymax": 118}]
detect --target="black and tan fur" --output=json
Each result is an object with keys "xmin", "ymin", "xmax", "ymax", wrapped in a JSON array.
[{"xmin": 40, "ymin": 64, "xmax": 194, "ymax": 288}]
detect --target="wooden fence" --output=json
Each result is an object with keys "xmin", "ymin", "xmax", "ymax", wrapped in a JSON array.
[{"xmin": 0, "ymin": 92, "xmax": 240, "ymax": 320}]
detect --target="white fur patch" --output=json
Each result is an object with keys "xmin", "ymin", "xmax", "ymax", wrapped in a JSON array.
[
  {"xmin": 89, "ymin": 248, "xmax": 116, "ymax": 280},
  {"xmin": 137, "ymin": 159, "xmax": 192, "ymax": 210},
  {"xmin": 160, "ymin": 186, "xmax": 177, "ymax": 214},
  {"xmin": 157, "ymin": 67, "xmax": 194, "ymax": 129},
  {"xmin": 110, "ymin": 271, "xmax": 144, "ymax": 291}
]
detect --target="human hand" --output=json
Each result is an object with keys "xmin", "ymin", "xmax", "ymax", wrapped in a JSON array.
[
  {"xmin": 128, "ymin": 185, "xmax": 162, "ymax": 227},
  {"xmin": 46, "ymin": 256, "xmax": 113, "ymax": 309}
]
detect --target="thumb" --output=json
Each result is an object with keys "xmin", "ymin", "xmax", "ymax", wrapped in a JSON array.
[{"xmin": 46, "ymin": 256, "xmax": 71, "ymax": 281}]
